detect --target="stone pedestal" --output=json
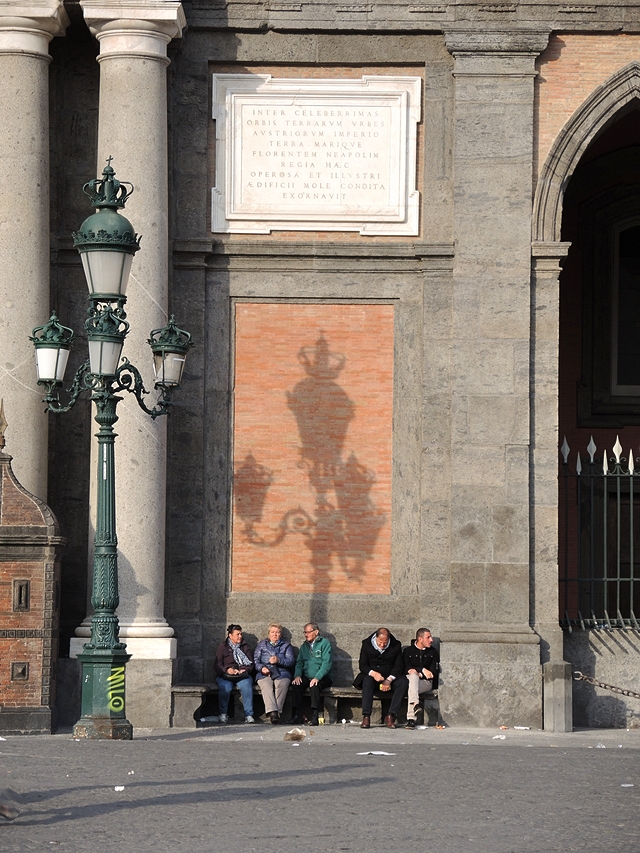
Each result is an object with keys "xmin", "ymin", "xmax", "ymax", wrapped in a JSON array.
[
  {"xmin": 70, "ymin": 635, "xmax": 176, "ymax": 728},
  {"xmin": 543, "ymin": 660, "xmax": 572, "ymax": 732},
  {"xmin": 0, "ymin": 1, "xmax": 68, "ymax": 499},
  {"xmin": 440, "ymin": 628, "xmax": 542, "ymax": 728},
  {"xmin": 73, "ymin": 1, "xmax": 185, "ymax": 726}
]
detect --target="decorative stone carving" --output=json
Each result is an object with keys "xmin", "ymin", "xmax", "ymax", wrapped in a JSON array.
[{"xmin": 211, "ymin": 74, "xmax": 421, "ymax": 235}]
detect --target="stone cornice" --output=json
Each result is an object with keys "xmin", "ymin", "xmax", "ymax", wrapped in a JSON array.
[{"xmin": 182, "ymin": 1, "xmax": 640, "ymax": 33}]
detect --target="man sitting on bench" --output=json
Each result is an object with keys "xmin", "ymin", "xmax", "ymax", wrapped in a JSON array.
[
  {"xmin": 402, "ymin": 627, "xmax": 439, "ymax": 729},
  {"xmin": 355, "ymin": 627, "xmax": 405, "ymax": 729},
  {"xmin": 289, "ymin": 622, "xmax": 333, "ymax": 726}
]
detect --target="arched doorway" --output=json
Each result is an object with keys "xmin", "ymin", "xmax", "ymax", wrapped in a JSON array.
[{"xmin": 558, "ymin": 106, "xmax": 640, "ymax": 630}]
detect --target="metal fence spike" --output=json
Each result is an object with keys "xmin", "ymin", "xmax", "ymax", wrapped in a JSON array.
[
  {"xmin": 587, "ymin": 435, "xmax": 596, "ymax": 463},
  {"xmin": 613, "ymin": 436, "xmax": 622, "ymax": 463},
  {"xmin": 630, "ymin": 452, "xmax": 635, "ymax": 475},
  {"xmin": 560, "ymin": 436, "xmax": 570, "ymax": 463},
  {"xmin": 576, "ymin": 452, "xmax": 582, "ymax": 475},
  {"xmin": 603, "ymin": 452, "xmax": 609, "ymax": 475}
]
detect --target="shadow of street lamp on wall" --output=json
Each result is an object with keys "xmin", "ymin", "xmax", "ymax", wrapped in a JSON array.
[{"xmin": 29, "ymin": 160, "xmax": 192, "ymax": 740}]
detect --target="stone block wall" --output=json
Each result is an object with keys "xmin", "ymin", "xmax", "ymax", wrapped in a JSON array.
[
  {"xmin": 39, "ymin": 5, "xmax": 640, "ymax": 730},
  {"xmin": 565, "ymin": 630, "xmax": 640, "ymax": 728}
]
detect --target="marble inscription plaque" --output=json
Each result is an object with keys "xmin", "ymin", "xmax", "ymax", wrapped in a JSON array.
[{"xmin": 212, "ymin": 74, "xmax": 421, "ymax": 234}]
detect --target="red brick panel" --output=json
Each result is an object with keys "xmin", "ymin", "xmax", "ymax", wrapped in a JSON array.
[
  {"xmin": 0, "ymin": 562, "xmax": 43, "ymax": 627},
  {"xmin": 0, "ymin": 640, "xmax": 42, "ymax": 707},
  {"xmin": 232, "ymin": 303, "xmax": 394, "ymax": 594},
  {"xmin": 536, "ymin": 35, "xmax": 640, "ymax": 178}
]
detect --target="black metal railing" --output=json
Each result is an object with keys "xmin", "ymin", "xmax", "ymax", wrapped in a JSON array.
[{"xmin": 559, "ymin": 436, "xmax": 640, "ymax": 631}]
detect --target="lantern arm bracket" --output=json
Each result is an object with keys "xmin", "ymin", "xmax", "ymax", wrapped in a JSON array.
[
  {"xmin": 112, "ymin": 359, "xmax": 172, "ymax": 420},
  {"xmin": 39, "ymin": 361, "xmax": 94, "ymax": 413}
]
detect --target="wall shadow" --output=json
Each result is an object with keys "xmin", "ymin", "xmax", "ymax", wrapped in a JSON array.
[{"xmin": 233, "ymin": 332, "xmax": 386, "ymax": 588}]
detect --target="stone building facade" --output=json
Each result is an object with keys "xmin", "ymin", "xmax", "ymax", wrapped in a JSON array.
[{"xmin": 1, "ymin": 0, "xmax": 640, "ymax": 729}]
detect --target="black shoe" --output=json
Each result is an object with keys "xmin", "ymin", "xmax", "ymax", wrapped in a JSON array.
[
  {"xmin": 308, "ymin": 712, "xmax": 319, "ymax": 726},
  {"xmin": 269, "ymin": 711, "xmax": 280, "ymax": 724},
  {"xmin": 405, "ymin": 719, "xmax": 416, "ymax": 729},
  {"xmin": 289, "ymin": 714, "xmax": 304, "ymax": 725}
]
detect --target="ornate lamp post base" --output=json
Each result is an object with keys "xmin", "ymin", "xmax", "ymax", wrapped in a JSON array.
[{"xmin": 73, "ymin": 649, "xmax": 132, "ymax": 740}]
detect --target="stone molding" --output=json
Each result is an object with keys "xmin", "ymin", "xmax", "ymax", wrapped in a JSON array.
[
  {"xmin": 531, "ymin": 241, "xmax": 571, "ymax": 272},
  {"xmin": 444, "ymin": 27, "xmax": 551, "ymax": 56},
  {"xmin": 184, "ymin": 239, "xmax": 455, "ymax": 258},
  {"xmin": 172, "ymin": 239, "xmax": 455, "ymax": 272},
  {"xmin": 70, "ymin": 636, "xmax": 177, "ymax": 657},
  {"xmin": 0, "ymin": 1, "xmax": 68, "ymax": 57},
  {"xmin": 81, "ymin": 0, "xmax": 185, "ymax": 60},
  {"xmin": 440, "ymin": 626, "xmax": 540, "ymax": 644},
  {"xmin": 533, "ymin": 61, "xmax": 640, "ymax": 243},
  {"xmin": 531, "ymin": 241, "xmax": 571, "ymax": 259}
]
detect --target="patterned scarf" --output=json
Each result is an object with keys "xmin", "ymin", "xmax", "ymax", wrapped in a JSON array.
[{"xmin": 229, "ymin": 639, "xmax": 252, "ymax": 667}]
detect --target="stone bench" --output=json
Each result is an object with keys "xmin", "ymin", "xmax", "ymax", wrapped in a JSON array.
[
  {"xmin": 170, "ymin": 682, "xmax": 442, "ymax": 727},
  {"xmin": 170, "ymin": 684, "xmax": 216, "ymax": 728},
  {"xmin": 170, "ymin": 682, "xmax": 289, "ymax": 727},
  {"xmin": 320, "ymin": 685, "xmax": 442, "ymax": 725}
]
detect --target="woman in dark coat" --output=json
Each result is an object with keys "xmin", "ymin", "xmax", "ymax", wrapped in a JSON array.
[{"xmin": 214, "ymin": 624, "xmax": 255, "ymax": 723}]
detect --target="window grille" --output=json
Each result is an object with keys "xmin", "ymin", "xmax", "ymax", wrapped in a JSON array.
[{"xmin": 559, "ymin": 435, "xmax": 640, "ymax": 630}]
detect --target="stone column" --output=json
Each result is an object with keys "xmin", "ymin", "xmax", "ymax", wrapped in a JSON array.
[
  {"xmin": 70, "ymin": 1, "xmax": 185, "ymax": 728},
  {"xmin": 532, "ymin": 242, "xmax": 572, "ymax": 732},
  {"xmin": 440, "ymin": 29, "xmax": 551, "ymax": 728},
  {"xmin": 0, "ymin": 1, "xmax": 68, "ymax": 499}
]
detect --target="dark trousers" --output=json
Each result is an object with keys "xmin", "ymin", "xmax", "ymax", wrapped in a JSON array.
[
  {"xmin": 362, "ymin": 674, "xmax": 407, "ymax": 717},
  {"xmin": 290, "ymin": 675, "xmax": 332, "ymax": 712}
]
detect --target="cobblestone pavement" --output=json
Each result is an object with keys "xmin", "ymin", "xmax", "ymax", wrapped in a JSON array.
[{"xmin": 1, "ymin": 724, "xmax": 639, "ymax": 853}]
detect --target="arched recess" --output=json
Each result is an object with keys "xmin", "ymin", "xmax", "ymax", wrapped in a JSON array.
[{"xmin": 533, "ymin": 61, "xmax": 640, "ymax": 242}]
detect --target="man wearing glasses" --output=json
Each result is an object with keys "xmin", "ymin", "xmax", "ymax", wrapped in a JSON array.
[{"xmin": 289, "ymin": 622, "xmax": 333, "ymax": 726}]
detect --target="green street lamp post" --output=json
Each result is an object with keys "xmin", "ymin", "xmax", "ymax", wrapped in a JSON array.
[{"xmin": 30, "ymin": 161, "xmax": 192, "ymax": 740}]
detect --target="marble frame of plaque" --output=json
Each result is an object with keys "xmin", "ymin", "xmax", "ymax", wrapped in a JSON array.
[{"xmin": 211, "ymin": 74, "xmax": 421, "ymax": 235}]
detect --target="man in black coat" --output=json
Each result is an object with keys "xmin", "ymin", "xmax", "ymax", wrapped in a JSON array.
[
  {"xmin": 401, "ymin": 627, "xmax": 439, "ymax": 729},
  {"xmin": 355, "ymin": 627, "xmax": 405, "ymax": 729}
]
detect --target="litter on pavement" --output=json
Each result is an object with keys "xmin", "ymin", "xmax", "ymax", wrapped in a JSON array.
[
  {"xmin": 357, "ymin": 751, "xmax": 396, "ymax": 756},
  {"xmin": 284, "ymin": 728, "xmax": 306, "ymax": 742}
]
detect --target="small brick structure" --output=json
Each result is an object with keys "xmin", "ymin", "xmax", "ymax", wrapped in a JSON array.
[{"xmin": 0, "ymin": 402, "xmax": 65, "ymax": 733}]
